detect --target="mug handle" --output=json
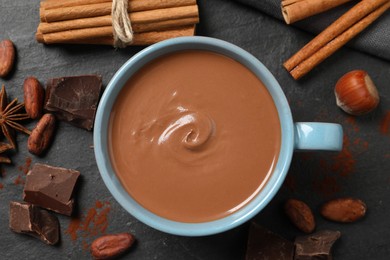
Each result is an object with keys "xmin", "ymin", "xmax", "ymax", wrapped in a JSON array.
[{"xmin": 294, "ymin": 122, "xmax": 343, "ymax": 151}]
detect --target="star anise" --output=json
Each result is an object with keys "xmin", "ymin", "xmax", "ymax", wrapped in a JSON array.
[
  {"xmin": 0, "ymin": 142, "xmax": 13, "ymax": 164},
  {"xmin": 0, "ymin": 85, "xmax": 31, "ymax": 152}
]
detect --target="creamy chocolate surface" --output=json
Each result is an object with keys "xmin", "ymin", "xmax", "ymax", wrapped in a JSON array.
[{"xmin": 108, "ymin": 50, "xmax": 281, "ymax": 223}]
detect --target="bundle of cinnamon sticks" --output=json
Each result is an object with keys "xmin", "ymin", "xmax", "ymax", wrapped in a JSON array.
[
  {"xmin": 36, "ymin": 0, "xmax": 199, "ymax": 46},
  {"xmin": 282, "ymin": 0, "xmax": 390, "ymax": 80}
]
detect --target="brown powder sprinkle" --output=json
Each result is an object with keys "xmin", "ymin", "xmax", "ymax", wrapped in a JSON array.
[
  {"xmin": 353, "ymin": 138, "xmax": 368, "ymax": 147},
  {"xmin": 380, "ymin": 111, "xmax": 390, "ymax": 135},
  {"xmin": 311, "ymin": 159, "xmax": 342, "ymax": 198},
  {"xmin": 82, "ymin": 240, "xmax": 89, "ymax": 251},
  {"xmin": 13, "ymin": 175, "xmax": 25, "ymax": 185},
  {"xmin": 93, "ymin": 207, "xmax": 110, "ymax": 234},
  {"xmin": 331, "ymin": 135, "xmax": 355, "ymax": 177},
  {"xmin": 312, "ymin": 175, "xmax": 341, "ymax": 197},
  {"xmin": 345, "ymin": 116, "xmax": 359, "ymax": 132},
  {"xmin": 65, "ymin": 200, "xmax": 111, "ymax": 250},
  {"xmin": 18, "ymin": 157, "xmax": 33, "ymax": 175},
  {"xmin": 67, "ymin": 218, "xmax": 82, "ymax": 241},
  {"xmin": 82, "ymin": 208, "xmax": 97, "ymax": 234},
  {"xmin": 296, "ymin": 113, "xmax": 374, "ymax": 199},
  {"xmin": 95, "ymin": 200, "xmax": 104, "ymax": 209}
]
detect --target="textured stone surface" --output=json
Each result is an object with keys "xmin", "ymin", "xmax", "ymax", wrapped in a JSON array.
[{"xmin": 0, "ymin": 0, "xmax": 389, "ymax": 259}]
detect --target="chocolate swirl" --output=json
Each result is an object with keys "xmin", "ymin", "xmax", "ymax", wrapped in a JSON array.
[
  {"xmin": 158, "ymin": 111, "xmax": 215, "ymax": 149},
  {"xmin": 134, "ymin": 107, "xmax": 216, "ymax": 164}
]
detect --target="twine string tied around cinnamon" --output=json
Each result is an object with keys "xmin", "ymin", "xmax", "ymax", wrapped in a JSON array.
[{"xmin": 112, "ymin": 0, "xmax": 133, "ymax": 48}]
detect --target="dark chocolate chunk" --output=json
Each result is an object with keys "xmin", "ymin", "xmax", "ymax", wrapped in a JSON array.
[
  {"xmin": 23, "ymin": 163, "xmax": 80, "ymax": 216},
  {"xmin": 44, "ymin": 75, "xmax": 102, "ymax": 130},
  {"xmin": 9, "ymin": 201, "xmax": 59, "ymax": 245},
  {"xmin": 294, "ymin": 230, "xmax": 341, "ymax": 260},
  {"xmin": 246, "ymin": 223, "xmax": 294, "ymax": 260}
]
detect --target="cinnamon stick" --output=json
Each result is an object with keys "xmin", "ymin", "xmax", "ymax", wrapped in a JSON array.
[
  {"xmin": 40, "ymin": 0, "xmax": 197, "ymax": 22},
  {"xmin": 289, "ymin": 2, "xmax": 390, "ymax": 80},
  {"xmin": 38, "ymin": 5, "xmax": 198, "ymax": 34},
  {"xmin": 37, "ymin": 17, "xmax": 198, "ymax": 37},
  {"xmin": 37, "ymin": 0, "xmax": 198, "ymax": 47},
  {"xmin": 41, "ymin": 0, "xmax": 111, "ymax": 10},
  {"xmin": 132, "ymin": 17, "xmax": 198, "ymax": 33},
  {"xmin": 38, "ymin": 26, "xmax": 196, "ymax": 46},
  {"xmin": 281, "ymin": 0, "xmax": 353, "ymax": 24},
  {"xmin": 37, "ymin": 27, "xmax": 114, "ymax": 44},
  {"xmin": 284, "ymin": 0, "xmax": 389, "ymax": 79}
]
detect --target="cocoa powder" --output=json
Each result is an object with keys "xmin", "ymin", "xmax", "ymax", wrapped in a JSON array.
[
  {"xmin": 13, "ymin": 175, "xmax": 25, "ymax": 185},
  {"xmin": 66, "ymin": 201, "xmax": 111, "ymax": 250},
  {"xmin": 312, "ymin": 175, "xmax": 341, "ymax": 198},
  {"xmin": 331, "ymin": 135, "xmax": 356, "ymax": 177},
  {"xmin": 17, "ymin": 157, "xmax": 33, "ymax": 175}
]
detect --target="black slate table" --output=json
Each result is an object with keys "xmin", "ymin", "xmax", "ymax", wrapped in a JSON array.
[{"xmin": 1, "ymin": 0, "xmax": 389, "ymax": 259}]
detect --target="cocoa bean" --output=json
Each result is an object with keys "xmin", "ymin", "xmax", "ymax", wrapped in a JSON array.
[
  {"xmin": 0, "ymin": 39, "xmax": 15, "ymax": 78},
  {"xmin": 91, "ymin": 233, "xmax": 135, "ymax": 260},
  {"xmin": 320, "ymin": 197, "xmax": 366, "ymax": 223},
  {"xmin": 24, "ymin": 77, "xmax": 44, "ymax": 119},
  {"xmin": 27, "ymin": 114, "xmax": 56, "ymax": 155},
  {"xmin": 285, "ymin": 199, "xmax": 315, "ymax": 233}
]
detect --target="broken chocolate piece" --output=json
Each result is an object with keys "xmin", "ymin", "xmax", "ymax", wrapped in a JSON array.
[
  {"xmin": 294, "ymin": 230, "xmax": 341, "ymax": 260},
  {"xmin": 44, "ymin": 75, "xmax": 102, "ymax": 130},
  {"xmin": 23, "ymin": 163, "xmax": 80, "ymax": 216},
  {"xmin": 9, "ymin": 201, "xmax": 59, "ymax": 245},
  {"xmin": 246, "ymin": 223, "xmax": 294, "ymax": 260}
]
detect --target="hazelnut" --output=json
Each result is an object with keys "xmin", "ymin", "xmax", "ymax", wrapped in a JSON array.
[{"xmin": 334, "ymin": 70, "xmax": 379, "ymax": 116}]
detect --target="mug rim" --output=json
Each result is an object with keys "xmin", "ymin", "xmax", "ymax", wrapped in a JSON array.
[{"xmin": 94, "ymin": 36, "xmax": 294, "ymax": 236}]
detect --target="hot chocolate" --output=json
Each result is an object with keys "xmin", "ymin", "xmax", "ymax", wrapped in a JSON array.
[{"xmin": 108, "ymin": 50, "xmax": 281, "ymax": 223}]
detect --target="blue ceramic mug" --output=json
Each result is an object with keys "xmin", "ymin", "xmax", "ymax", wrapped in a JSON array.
[{"xmin": 94, "ymin": 36, "xmax": 343, "ymax": 236}]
